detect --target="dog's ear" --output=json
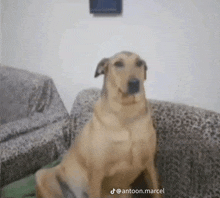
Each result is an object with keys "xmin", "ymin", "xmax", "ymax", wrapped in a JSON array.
[
  {"xmin": 143, "ymin": 60, "xmax": 148, "ymax": 80},
  {"xmin": 94, "ymin": 58, "xmax": 109, "ymax": 78}
]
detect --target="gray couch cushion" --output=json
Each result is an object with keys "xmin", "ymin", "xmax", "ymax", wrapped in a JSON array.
[{"xmin": 70, "ymin": 88, "xmax": 220, "ymax": 198}]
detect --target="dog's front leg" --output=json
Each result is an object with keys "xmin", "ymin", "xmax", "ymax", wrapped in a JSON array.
[
  {"xmin": 143, "ymin": 160, "xmax": 161, "ymax": 198},
  {"xmin": 88, "ymin": 168, "xmax": 104, "ymax": 198}
]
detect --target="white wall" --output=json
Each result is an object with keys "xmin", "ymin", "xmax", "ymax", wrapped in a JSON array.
[{"xmin": 2, "ymin": 0, "xmax": 220, "ymax": 113}]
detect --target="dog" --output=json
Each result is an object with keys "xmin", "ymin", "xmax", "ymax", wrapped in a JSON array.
[{"xmin": 35, "ymin": 51, "xmax": 161, "ymax": 198}]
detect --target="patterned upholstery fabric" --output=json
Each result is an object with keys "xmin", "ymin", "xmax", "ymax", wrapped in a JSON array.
[
  {"xmin": 69, "ymin": 88, "xmax": 220, "ymax": 198},
  {"xmin": 0, "ymin": 66, "xmax": 69, "ymax": 187}
]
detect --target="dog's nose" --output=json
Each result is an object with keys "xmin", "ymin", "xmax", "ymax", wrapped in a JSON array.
[{"xmin": 128, "ymin": 78, "xmax": 140, "ymax": 94}]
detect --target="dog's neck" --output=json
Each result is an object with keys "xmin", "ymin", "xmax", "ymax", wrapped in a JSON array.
[{"xmin": 95, "ymin": 92, "xmax": 148, "ymax": 124}]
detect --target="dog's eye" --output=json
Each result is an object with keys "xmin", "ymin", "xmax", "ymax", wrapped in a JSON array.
[
  {"xmin": 136, "ymin": 60, "xmax": 143, "ymax": 67},
  {"xmin": 114, "ymin": 61, "xmax": 124, "ymax": 67}
]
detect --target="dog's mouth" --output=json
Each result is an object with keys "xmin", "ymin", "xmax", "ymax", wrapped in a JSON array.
[
  {"xmin": 118, "ymin": 88, "xmax": 129, "ymax": 97},
  {"xmin": 118, "ymin": 88, "xmax": 137, "ymax": 105},
  {"xmin": 118, "ymin": 88, "xmax": 140, "ymax": 97}
]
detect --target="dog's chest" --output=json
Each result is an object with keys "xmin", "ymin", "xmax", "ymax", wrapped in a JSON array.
[{"xmin": 105, "ymin": 127, "xmax": 151, "ymax": 176}]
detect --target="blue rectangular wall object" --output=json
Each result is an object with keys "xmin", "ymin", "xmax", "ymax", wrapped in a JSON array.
[{"xmin": 90, "ymin": 0, "xmax": 122, "ymax": 14}]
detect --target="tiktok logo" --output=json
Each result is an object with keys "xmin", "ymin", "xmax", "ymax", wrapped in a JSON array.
[
  {"xmin": 110, "ymin": 188, "xmax": 115, "ymax": 194},
  {"xmin": 110, "ymin": 188, "xmax": 122, "ymax": 194}
]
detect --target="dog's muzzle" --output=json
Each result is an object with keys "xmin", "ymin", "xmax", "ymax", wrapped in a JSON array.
[{"xmin": 128, "ymin": 78, "xmax": 140, "ymax": 94}]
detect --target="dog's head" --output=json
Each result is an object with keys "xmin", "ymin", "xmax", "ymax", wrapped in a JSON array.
[{"xmin": 95, "ymin": 51, "xmax": 147, "ymax": 103}]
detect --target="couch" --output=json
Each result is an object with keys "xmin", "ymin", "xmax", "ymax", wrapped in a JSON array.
[
  {"xmin": 0, "ymin": 66, "xmax": 70, "ymax": 188},
  {"xmin": 69, "ymin": 88, "xmax": 220, "ymax": 198}
]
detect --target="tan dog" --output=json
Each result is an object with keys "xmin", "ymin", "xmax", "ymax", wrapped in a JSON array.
[{"xmin": 35, "ymin": 51, "xmax": 161, "ymax": 198}]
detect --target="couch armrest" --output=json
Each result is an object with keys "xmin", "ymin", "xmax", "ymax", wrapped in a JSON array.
[
  {"xmin": 150, "ymin": 99, "xmax": 220, "ymax": 149},
  {"xmin": 150, "ymin": 100, "xmax": 220, "ymax": 197},
  {"xmin": 0, "ymin": 71, "xmax": 68, "ymax": 143},
  {"xmin": 69, "ymin": 88, "xmax": 101, "ymax": 142}
]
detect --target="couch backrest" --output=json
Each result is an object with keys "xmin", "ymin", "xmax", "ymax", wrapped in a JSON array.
[{"xmin": 0, "ymin": 66, "xmax": 50, "ymax": 125}]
